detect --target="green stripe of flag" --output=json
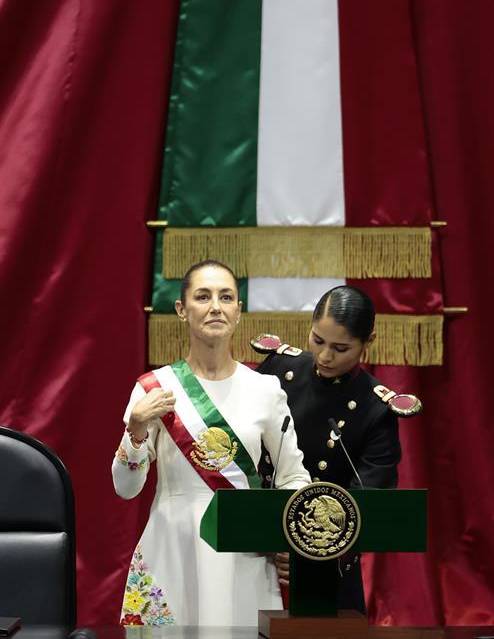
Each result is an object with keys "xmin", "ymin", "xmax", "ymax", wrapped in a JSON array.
[{"xmin": 158, "ymin": 0, "xmax": 262, "ymax": 227}]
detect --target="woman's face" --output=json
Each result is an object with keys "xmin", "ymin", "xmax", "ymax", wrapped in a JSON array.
[
  {"xmin": 308, "ymin": 315, "xmax": 372, "ymax": 379},
  {"xmin": 175, "ymin": 266, "xmax": 241, "ymax": 343}
]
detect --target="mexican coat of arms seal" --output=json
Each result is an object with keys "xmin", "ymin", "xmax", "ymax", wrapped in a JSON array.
[{"xmin": 283, "ymin": 482, "xmax": 361, "ymax": 560}]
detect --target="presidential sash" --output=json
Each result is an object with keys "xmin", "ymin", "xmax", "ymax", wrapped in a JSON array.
[{"xmin": 138, "ymin": 361, "xmax": 261, "ymax": 491}]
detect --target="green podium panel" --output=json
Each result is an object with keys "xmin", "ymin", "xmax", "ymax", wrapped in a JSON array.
[
  {"xmin": 201, "ymin": 488, "xmax": 427, "ymax": 553},
  {"xmin": 201, "ymin": 489, "xmax": 291, "ymax": 553}
]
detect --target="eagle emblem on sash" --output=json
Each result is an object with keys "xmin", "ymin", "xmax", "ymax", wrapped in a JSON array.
[{"xmin": 190, "ymin": 427, "xmax": 238, "ymax": 471}]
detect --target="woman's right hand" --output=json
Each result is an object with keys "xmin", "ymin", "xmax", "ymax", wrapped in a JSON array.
[{"xmin": 128, "ymin": 388, "xmax": 176, "ymax": 436}]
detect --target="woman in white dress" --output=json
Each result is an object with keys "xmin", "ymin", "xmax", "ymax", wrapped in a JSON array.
[{"xmin": 112, "ymin": 260, "xmax": 310, "ymax": 627}]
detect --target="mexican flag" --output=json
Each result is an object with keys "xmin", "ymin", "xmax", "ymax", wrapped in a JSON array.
[{"xmin": 149, "ymin": 0, "xmax": 443, "ymax": 366}]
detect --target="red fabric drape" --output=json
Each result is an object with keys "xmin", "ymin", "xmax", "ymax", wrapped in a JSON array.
[
  {"xmin": 347, "ymin": 0, "xmax": 494, "ymax": 626},
  {"xmin": 339, "ymin": 0, "xmax": 443, "ymax": 317},
  {"xmin": 0, "ymin": 0, "xmax": 493, "ymax": 627},
  {"xmin": 0, "ymin": 0, "xmax": 179, "ymax": 625},
  {"xmin": 339, "ymin": 1, "xmax": 433, "ymax": 228}
]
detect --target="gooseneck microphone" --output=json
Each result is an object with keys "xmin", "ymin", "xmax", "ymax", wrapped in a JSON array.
[
  {"xmin": 328, "ymin": 418, "xmax": 364, "ymax": 488},
  {"xmin": 270, "ymin": 415, "xmax": 291, "ymax": 488}
]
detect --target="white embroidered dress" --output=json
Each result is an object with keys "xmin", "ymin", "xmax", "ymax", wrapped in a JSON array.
[{"xmin": 112, "ymin": 362, "xmax": 310, "ymax": 627}]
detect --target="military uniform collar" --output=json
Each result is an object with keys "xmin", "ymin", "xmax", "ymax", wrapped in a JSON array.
[{"xmin": 313, "ymin": 363, "xmax": 361, "ymax": 386}]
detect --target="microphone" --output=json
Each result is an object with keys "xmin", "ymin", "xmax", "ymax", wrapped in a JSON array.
[
  {"xmin": 270, "ymin": 415, "xmax": 291, "ymax": 488},
  {"xmin": 68, "ymin": 629, "xmax": 97, "ymax": 639},
  {"xmin": 328, "ymin": 418, "xmax": 364, "ymax": 488}
]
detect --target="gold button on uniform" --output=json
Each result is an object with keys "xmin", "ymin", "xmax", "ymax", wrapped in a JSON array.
[
  {"xmin": 327, "ymin": 439, "xmax": 335, "ymax": 449},
  {"xmin": 318, "ymin": 460, "xmax": 327, "ymax": 471},
  {"xmin": 284, "ymin": 371, "xmax": 294, "ymax": 381},
  {"xmin": 313, "ymin": 477, "xmax": 320, "ymax": 482},
  {"xmin": 348, "ymin": 400, "xmax": 357, "ymax": 410},
  {"xmin": 338, "ymin": 420, "xmax": 345, "ymax": 428}
]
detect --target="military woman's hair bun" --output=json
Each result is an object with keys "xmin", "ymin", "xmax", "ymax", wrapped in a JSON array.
[{"xmin": 312, "ymin": 286, "xmax": 375, "ymax": 342}]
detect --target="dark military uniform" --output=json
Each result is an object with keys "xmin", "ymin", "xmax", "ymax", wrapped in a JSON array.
[{"xmin": 256, "ymin": 349, "xmax": 402, "ymax": 614}]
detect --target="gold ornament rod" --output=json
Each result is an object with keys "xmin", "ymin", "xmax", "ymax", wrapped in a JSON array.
[
  {"xmin": 145, "ymin": 306, "xmax": 467, "ymax": 315},
  {"xmin": 146, "ymin": 220, "xmax": 168, "ymax": 228},
  {"xmin": 443, "ymin": 307, "xmax": 468, "ymax": 315},
  {"xmin": 146, "ymin": 220, "xmax": 447, "ymax": 230},
  {"xmin": 146, "ymin": 220, "xmax": 448, "ymax": 229}
]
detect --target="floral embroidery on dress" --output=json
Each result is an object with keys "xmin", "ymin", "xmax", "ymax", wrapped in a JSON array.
[
  {"xmin": 115, "ymin": 445, "xmax": 147, "ymax": 471},
  {"xmin": 120, "ymin": 544, "xmax": 175, "ymax": 626}
]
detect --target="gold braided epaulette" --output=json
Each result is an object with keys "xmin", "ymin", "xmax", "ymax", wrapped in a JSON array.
[
  {"xmin": 373, "ymin": 385, "xmax": 423, "ymax": 417},
  {"xmin": 250, "ymin": 333, "xmax": 302, "ymax": 357}
]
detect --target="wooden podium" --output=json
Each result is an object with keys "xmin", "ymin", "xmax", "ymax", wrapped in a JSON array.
[{"xmin": 201, "ymin": 487, "xmax": 427, "ymax": 638}]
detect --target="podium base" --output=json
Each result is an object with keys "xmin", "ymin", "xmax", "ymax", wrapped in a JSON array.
[{"xmin": 258, "ymin": 609, "xmax": 368, "ymax": 639}]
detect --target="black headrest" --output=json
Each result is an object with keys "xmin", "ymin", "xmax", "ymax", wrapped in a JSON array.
[{"xmin": 0, "ymin": 427, "xmax": 70, "ymax": 530}]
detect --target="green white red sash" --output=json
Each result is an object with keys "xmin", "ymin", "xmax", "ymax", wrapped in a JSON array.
[{"xmin": 138, "ymin": 361, "xmax": 261, "ymax": 491}]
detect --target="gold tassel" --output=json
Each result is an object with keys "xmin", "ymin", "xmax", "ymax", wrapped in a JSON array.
[
  {"xmin": 366, "ymin": 314, "xmax": 443, "ymax": 366},
  {"xmin": 148, "ymin": 313, "xmax": 443, "ymax": 366},
  {"xmin": 162, "ymin": 226, "xmax": 431, "ymax": 279}
]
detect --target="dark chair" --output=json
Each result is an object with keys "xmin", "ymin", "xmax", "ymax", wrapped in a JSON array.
[{"xmin": 0, "ymin": 426, "xmax": 76, "ymax": 626}]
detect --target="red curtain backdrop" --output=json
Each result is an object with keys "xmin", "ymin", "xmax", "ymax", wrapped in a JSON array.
[
  {"xmin": 339, "ymin": 0, "xmax": 444, "ymax": 325},
  {"xmin": 0, "ymin": 0, "xmax": 493, "ymax": 627},
  {"xmin": 361, "ymin": 0, "xmax": 494, "ymax": 625},
  {"xmin": 0, "ymin": 0, "xmax": 180, "ymax": 625}
]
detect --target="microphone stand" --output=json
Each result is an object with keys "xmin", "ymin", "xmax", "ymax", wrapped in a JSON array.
[
  {"xmin": 328, "ymin": 418, "xmax": 364, "ymax": 488},
  {"xmin": 328, "ymin": 418, "xmax": 364, "ymax": 577},
  {"xmin": 270, "ymin": 415, "xmax": 291, "ymax": 489}
]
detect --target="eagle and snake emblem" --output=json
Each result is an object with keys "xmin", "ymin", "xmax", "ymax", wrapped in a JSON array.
[
  {"xmin": 296, "ymin": 495, "xmax": 348, "ymax": 547},
  {"xmin": 190, "ymin": 427, "xmax": 238, "ymax": 471},
  {"xmin": 284, "ymin": 482, "xmax": 361, "ymax": 560}
]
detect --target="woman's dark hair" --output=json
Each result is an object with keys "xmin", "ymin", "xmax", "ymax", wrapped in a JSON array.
[
  {"xmin": 312, "ymin": 285, "xmax": 375, "ymax": 342},
  {"xmin": 180, "ymin": 259, "xmax": 239, "ymax": 303}
]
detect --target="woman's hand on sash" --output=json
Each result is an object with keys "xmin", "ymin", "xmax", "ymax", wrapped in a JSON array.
[{"xmin": 128, "ymin": 388, "xmax": 176, "ymax": 442}]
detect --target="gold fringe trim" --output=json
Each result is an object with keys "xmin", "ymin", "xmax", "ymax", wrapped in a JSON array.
[
  {"xmin": 162, "ymin": 226, "xmax": 431, "ymax": 279},
  {"xmin": 148, "ymin": 313, "xmax": 443, "ymax": 367}
]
